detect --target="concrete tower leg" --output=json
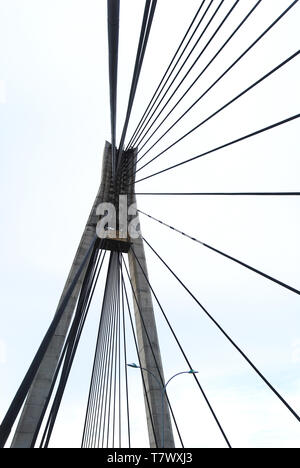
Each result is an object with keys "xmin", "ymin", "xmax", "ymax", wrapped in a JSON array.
[
  {"xmin": 11, "ymin": 143, "xmax": 174, "ymax": 448},
  {"xmin": 128, "ymin": 233, "xmax": 175, "ymax": 448},
  {"xmin": 126, "ymin": 149, "xmax": 174, "ymax": 448},
  {"xmin": 11, "ymin": 143, "xmax": 112, "ymax": 448}
]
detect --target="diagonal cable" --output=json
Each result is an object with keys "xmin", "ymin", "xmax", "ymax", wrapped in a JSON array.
[
  {"xmin": 126, "ymin": 0, "xmax": 208, "ymax": 150},
  {"xmin": 138, "ymin": 209, "xmax": 300, "ymax": 296},
  {"xmin": 133, "ymin": 114, "xmax": 300, "ymax": 184},
  {"xmin": 135, "ymin": 0, "xmax": 240, "ymax": 150},
  {"xmin": 142, "ymin": 235, "xmax": 300, "ymax": 424},
  {"xmin": 135, "ymin": 0, "xmax": 263, "ymax": 153},
  {"xmin": 107, "ymin": 0, "xmax": 120, "ymax": 176},
  {"xmin": 134, "ymin": 192, "xmax": 300, "ymax": 196},
  {"xmin": 135, "ymin": 50, "xmax": 299, "ymax": 175},
  {"xmin": 131, "ymin": 0, "xmax": 225, "ymax": 149},
  {"xmin": 117, "ymin": 0, "xmax": 157, "ymax": 166},
  {"xmin": 130, "ymin": 246, "xmax": 232, "ymax": 448}
]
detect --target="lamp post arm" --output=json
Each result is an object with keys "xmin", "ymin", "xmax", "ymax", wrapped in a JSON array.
[
  {"xmin": 161, "ymin": 371, "xmax": 193, "ymax": 448},
  {"xmin": 128, "ymin": 365, "xmax": 197, "ymax": 448},
  {"xmin": 164, "ymin": 371, "xmax": 192, "ymax": 390}
]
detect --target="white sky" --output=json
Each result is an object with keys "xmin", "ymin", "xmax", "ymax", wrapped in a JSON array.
[{"xmin": 0, "ymin": 0, "xmax": 299, "ymax": 448}]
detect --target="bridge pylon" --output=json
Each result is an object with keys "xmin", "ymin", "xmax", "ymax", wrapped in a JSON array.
[{"xmin": 10, "ymin": 142, "xmax": 174, "ymax": 448}]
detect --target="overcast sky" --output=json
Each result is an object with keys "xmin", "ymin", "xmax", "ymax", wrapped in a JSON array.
[{"xmin": 0, "ymin": 0, "xmax": 299, "ymax": 448}]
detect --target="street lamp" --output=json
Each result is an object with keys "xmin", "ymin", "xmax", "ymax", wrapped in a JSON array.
[{"xmin": 127, "ymin": 363, "xmax": 198, "ymax": 448}]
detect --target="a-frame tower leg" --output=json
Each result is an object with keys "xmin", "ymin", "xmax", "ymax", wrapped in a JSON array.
[
  {"xmin": 128, "ymin": 233, "xmax": 175, "ymax": 448},
  {"xmin": 11, "ymin": 143, "xmax": 112, "ymax": 448},
  {"xmin": 123, "ymin": 149, "xmax": 174, "ymax": 448},
  {"xmin": 10, "ymin": 143, "xmax": 174, "ymax": 448}
]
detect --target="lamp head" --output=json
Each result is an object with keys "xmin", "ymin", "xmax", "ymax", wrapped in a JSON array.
[{"xmin": 127, "ymin": 363, "xmax": 139, "ymax": 368}]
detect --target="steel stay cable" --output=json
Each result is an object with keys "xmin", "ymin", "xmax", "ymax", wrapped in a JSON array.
[
  {"xmin": 101, "ymin": 254, "xmax": 119, "ymax": 447},
  {"xmin": 133, "ymin": 114, "xmax": 300, "ymax": 184},
  {"xmin": 40, "ymin": 249, "xmax": 98, "ymax": 447},
  {"xmin": 82, "ymin": 294, "xmax": 109, "ymax": 448},
  {"xmin": 132, "ymin": 0, "xmax": 225, "ymax": 150},
  {"xmin": 120, "ymin": 266, "xmax": 131, "ymax": 447},
  {"xmin": 117, "ymin": 259, "xmax": 122, "ymax": 448},
  {"xmin": 35, "ymin": 247, "xmax": 103, "ymax": 448},
  {"xmin": 104, "ymin": 255, "xmax": 120, "ymax": 447},
  {"xmin": 107, "ymin": 254, "xmax": 119, "ymax": 447},
  {"xmin": 83, "ymin": 253, "xmax": 115, "ymax": 447},
  {"xmin": 89, "ymin": 258, "xmax": 114, "ymax": 447},
  {"xmin": 118, "ymin": 0, "xmax": 157, "ymax": 163},
  {"xmin": 130, "ymin": 0, "xmax": 220, "ymax": 148},
  {"xmin": 33, "ymin": 247, "xmax": 106, "ymax": 448},
  {"xmin": 96, "ymin": 254, "xmax": 115, "ymax": 447},
  {"xmin": 83, "ymin": 264, "xmax": 112, "ymax": 447},
  {"xmin": 104, "ymin": 255, "xmax": 117, "ymax": 447},
  {"xmin": 99, "ymin": 255, "xmax": 119, "ymax": 446},
  {"xmin": 135, "ymin": 0, "xmax": 240, "ymax": 150},
  {"xmin": 107, "ymin": 0, "xmax": 120, "ymax": 176},
  {"xmin": 126, "ymin": 0, "xmax": 207, "ymax": 150},
  {"xmin": 112, "ymin": 253, "xmax": 121, "ymax": 448},
  {"xmin": 92, "ymin": 286, "xmax": 115, "ymax": 447},
  {"xmin": 134, "ymin": 0, "xmax": 299, "ymax": 171},
  {"xmin": 82, "ymin": 254, "xmax": 112, "ymax": 447},
  {"xmin": 92, "ymin": 264, "xmax": 115, "ymax": 447},
  {"xmin": 44, "ymin": 254, "xmax": 118, "ymax": 448},
  {"xmin": 112, "ymin": 256, "xmax": 119, "ymax": 448},
  {"xmin": 135, "ymin": 192, "xmax": 300, "ymax": 196},
  {"xmin": 40, "ymin": 245, "xmax": 104, "ymax": 447},
  {"xmin": 101, "ymin": 256, "xmax": 119, "ymax": 447},
  {"xmin": 134, "ymin": 0, "xmax": 263, "ymax": 154},
  {"xmin": 115, "ymin": 254, "xmax": 121, "ymax": 448},
  {"xmin": 118, "ymin": 0, "xmax": 153, "ymax": 154},
  {"xmin": 106, "ymin": 252, "xmax": 121, "ymax": 448},
  {"xmin": 119, "ymin": 260, "xmax": 159, "ymax": 448},
  {"xmin": 0, "ymin": 235, "xmax": 97, "ymax": 448},
  {"xmin": 135, "ymin": 50, "xmax": 299, "ymax": 176},
  {"xmin": 138, "ymin": 209, "xmax": 300, "ymax": 296},
  {"xmin": 142, "ymin": 236, "xmax": 300, "ymax": 424},
  {"xmin": 107, "ymin": 252, "xmax": 119, "ymax": 448},
  {"xmin": 82, "ymin": 292, "xmax": 102, "ymax": 445},
  {"xmin": 117, "ymin": 258, "xmax": 122, "ymax": 448},
  {"xmin": 129, "ymin": 246, "xmax": 232, "ymax": 448}
]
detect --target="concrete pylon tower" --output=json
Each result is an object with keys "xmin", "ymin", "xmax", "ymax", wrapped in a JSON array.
[
  {"xmin": 11, "ymin": 142, "xmax": 174, "ymax": 448},
  {"xmin": 126, "ymin": 151, "xmax": 174, "ymax": 449}
]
